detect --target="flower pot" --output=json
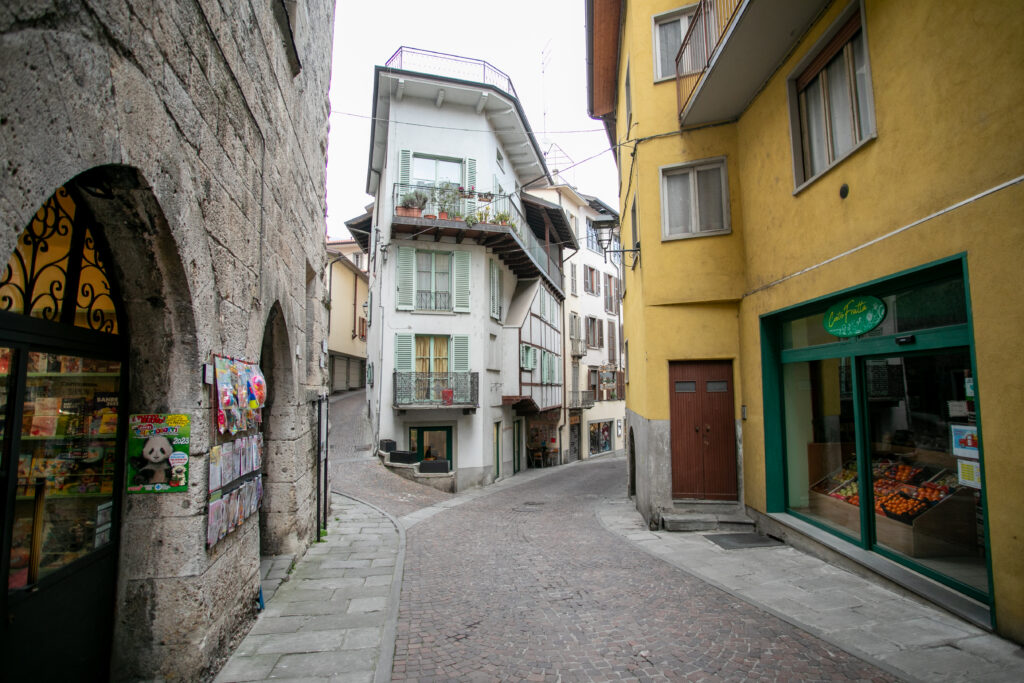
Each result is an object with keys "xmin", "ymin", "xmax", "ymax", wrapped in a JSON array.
[
  {"xmin": 395, "ymin": 206, "xmax": 423, "ymax": 218},
  {"xmin": 424, "ymin": 214, "xmax": 437, "ymax": 220},
  {"xmin": 438, "ymin": 211, "xmax": 449, "ymax": 220}
]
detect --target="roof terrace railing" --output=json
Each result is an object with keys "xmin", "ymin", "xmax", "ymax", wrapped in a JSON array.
[{"xmin": 385, "ymin": 47, "xmax": 519, "ymax": 101}]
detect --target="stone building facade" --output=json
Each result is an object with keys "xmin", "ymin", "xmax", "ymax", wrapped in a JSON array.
[{"xmin": 0, "ymin": 1, "xmax": 334, "ymax": 679}]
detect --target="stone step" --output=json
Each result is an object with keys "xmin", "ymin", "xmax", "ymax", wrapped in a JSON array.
[{"xmin": 661, "ymin": 511, "xmax": 755, "ymax": 532}]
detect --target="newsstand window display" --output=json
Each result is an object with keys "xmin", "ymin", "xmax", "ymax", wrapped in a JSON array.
[{"xmin": 772, "ymin": 261, "xmax": 990, "ymax": 602}]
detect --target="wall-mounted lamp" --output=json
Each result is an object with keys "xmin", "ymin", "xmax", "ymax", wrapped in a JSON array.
[{"xmin": 594, "ymin": 219, "xmax": 640, "ymax": 267}]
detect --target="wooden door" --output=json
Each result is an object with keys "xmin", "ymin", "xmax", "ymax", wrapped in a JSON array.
[{"xmin": 669, "ymin": 361, "xmax": 737, "ymax": 500}]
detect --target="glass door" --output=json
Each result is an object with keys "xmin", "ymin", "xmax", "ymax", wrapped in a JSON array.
[{"xmin": 408, "ymin": 426, "xmax": 452, "ymax": 463}]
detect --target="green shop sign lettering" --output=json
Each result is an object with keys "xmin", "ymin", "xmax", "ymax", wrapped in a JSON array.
[{"xmin": 823, "ymin": 295, "xmax": 887, "ymax": 337}]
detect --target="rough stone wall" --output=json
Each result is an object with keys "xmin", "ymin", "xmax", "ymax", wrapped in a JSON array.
[
  {"xmin": 0, "ymin": 1, "xmax": 334, "ymax": 679},
  {"xmin": 625, "ymin": 408, "xmax": 672, "ymax": 527}
]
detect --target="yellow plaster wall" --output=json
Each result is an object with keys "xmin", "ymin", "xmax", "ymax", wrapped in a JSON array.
[{"xmin": 615, "ymin": 0, "xmax": 1024, "ymax": 638}]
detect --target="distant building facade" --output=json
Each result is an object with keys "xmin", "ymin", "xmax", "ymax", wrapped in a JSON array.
[
  {"xmin": 0, "ymin": 1, "xmax": 334, "ymax": 678},
  {"xmin": 327, "ymin": 239, "xmax": 369, "ymax": 392},
  {"xmin": 531, "ymin": 185, "xmax": 625, "ymax": 464}
]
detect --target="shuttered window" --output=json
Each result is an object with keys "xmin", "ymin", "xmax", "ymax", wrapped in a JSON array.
[
  {"xmin": 394, "ymin": 333, "xmax": 414, "ymax": 372},
  {"xmin": 396, "ymin": 247, "xmax": 416, "ymax": 310},
  {"xmin": 489, "ymin": 259, "xmax": 503, "ymax": 320},
  {"xmin": 451, "ymin": 335, "xmax": 470, "ymax": 373},
  {"xmin": 453, "ymin": 250, "xmax": 471, "ymax": 312}
]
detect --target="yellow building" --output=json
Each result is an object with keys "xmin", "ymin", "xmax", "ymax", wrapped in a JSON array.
[
  {"xmin": 326, "ymin": 239, "xmax": 369, "ymax": 392},
  {"xmin": 587, "ymin": 0, "xmax": 1024, "ymax": 643}
]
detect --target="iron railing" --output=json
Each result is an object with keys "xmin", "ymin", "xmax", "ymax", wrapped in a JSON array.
[
  {"xmin": 416, "ymin": 290, "xmax": 451, "ymax": 311},
  {"xmin": 392, "ymin": 181, "xmax": 563, "ymax": 285},
  {"xmin": 385, "ymin": 47, "xmax": 519, "ymax": 101},
  {"xmin": 569, "ymin": 390, "xmax": 595, "ymax": 409},
  {"xmin": 675, "ymin": 0, "xmax": 742, "ymax": 118},
  {"xmin": 393, "ymin": 372, "xmax": 479, "ymax": 407}
]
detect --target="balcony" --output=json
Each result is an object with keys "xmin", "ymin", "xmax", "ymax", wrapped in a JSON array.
[
  {"xmin": 385, "ymin": 47, "xmax": 518, "ymax": 101},
  {"xmin": 393, "ymin": 372, "xmax": 479, "ymax": 409},
  {"xmin": 392, "ymin": 182, "xmax": 567, "ymax": 294},
  {"xmin": 570, "ymin": 338, "xmax": 587, "ymax": 358},
  {"xmin": 569, "ymin": 390, "xmax": 596, "ymax": 410},
  {"xmin": 675, "ymin": 0, "xmax": 831, "ymax": 127}
]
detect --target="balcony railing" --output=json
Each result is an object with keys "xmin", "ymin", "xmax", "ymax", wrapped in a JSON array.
[
  {"xmin": 385, "ymin": 47, "xmax": 518, "ymax": 101},
  {"xmin": 416, "ymin": 290, "xmax": 451, "ymax": 311},
  {"xmin": 569, "ymin": 390, "xmax": 595, "ymax": 409},
  {"xmin": 570, "ymin": 338, "xmax": 587, "ymax": 358},
  {"xmin": 675, "ymin": 0, "xmax": 742, "ymax": 118},
  {"xmin": 393, "ymin": 372, "xmax": 479, "ymax": 408},
  {"xmin": 392, "ymin": 181, "xmax": 563, "ymax": 285}
]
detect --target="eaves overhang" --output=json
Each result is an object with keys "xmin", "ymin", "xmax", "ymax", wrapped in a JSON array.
[{"xmin": 366, "ymin": 65, "xmax": 552, "ymax": 196}]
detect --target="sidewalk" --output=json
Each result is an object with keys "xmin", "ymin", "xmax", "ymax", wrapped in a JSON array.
[
  {"xmin": 597, "ymin": 491, "xmax": 1024, "ymax": 683},
  {"xmin": 214, "ymin": 494, "xmax": 403, "ymax": 683}
]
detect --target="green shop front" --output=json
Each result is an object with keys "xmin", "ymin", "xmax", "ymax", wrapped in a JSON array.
[{"xmin": 761, "ymin": 257, "xmax": 992, "ymax": 623}]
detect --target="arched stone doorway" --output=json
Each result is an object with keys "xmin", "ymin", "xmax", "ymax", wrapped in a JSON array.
[
  {"xmin": 0, "ymin": 166, "xmax": 199, "ymax": 679},
  {"xmin": 258, "ymin": 302, "xmax": 305, "ymax": 556}
]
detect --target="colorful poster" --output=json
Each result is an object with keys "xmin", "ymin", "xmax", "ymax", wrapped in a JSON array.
[
  {"xmin": 957, "ymin": 459, "xmax": 982, "ymax": 489},
  {"xmin": 950, "ymin": 424, "xmax": 979, "ymax": 460},
  {"xmin": 126, "ymin": 414, "xmax": 191, "ymax": 493},
  {"xmin": 209, "ymin": 446, "xmax": 222, "ymax": 493}
]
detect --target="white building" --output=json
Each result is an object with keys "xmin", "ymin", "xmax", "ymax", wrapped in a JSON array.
[
  {"xmin": 532, "ymin": 185, "xmax": 625, "ymax": 462},
  {"xmin": 352, "ymin": 48, "xmax": 575, "ymax": 491}
]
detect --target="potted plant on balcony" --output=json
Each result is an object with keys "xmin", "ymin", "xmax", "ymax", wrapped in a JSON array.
[
  {"xmin": 396, "ymin": 190, "xmax": 429, "ymax": 218},
  {"xmin": 435, "ymin": 181, "xmax": 460, "ymax": 220},
  {"xmin": 458, "ymin": 185, "xmax": 475, "ymax": 199},
  {"xmin": 493, "ymin": 210, "xmax": 511, "ymax": 226},
  {"xmin": 477, "ymin": 190, "xmax": 494, "ymax": 203}
]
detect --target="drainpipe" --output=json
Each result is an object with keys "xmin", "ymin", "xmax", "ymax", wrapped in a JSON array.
[
  {"xmin": 326, "ymin": 254, "xmax": 342, "ymax": 390},
  {"xmin": 351, "ymin": 270, "xmax": 358, "ymax": 339}
]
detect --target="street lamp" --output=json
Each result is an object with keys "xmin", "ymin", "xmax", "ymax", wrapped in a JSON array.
[{"xmin": 593, "ymin": 218, "xmax": 639, "ymax": 267}]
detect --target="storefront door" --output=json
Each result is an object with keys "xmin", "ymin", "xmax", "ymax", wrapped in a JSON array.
[
  {"xmin": 569, "ymin": 422, "xmax": 580, "ymax": 462},
  {"xmin": 1, "ymin": 185, "xmax": 128, "ymax": 679},
  {"xmin": 669, "ymin": 360, "xmax": 738, "ymax": 500}
]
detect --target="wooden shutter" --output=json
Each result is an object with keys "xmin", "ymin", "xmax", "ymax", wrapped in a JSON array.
[
  {"xmin": 396, "ymin": 246, "xmax": 415, "ymax": 310},
  {"xmin": 451, "ymin": 335, "xmax": 470, "ymax": 372},
  {"xmin": 520, "ymin": 343, "xmax": 529, "ymax": 369},
  {"xmin": 399, "ymin": 149, "xmax": 411, "ymax": 188},
  {"xmin": 394, "ymin": 333, "xmax": 414, "ymax": 372},
  {"xmin": 466, "ymin": 158, "xmax": 477, "ymax": 216},
  {"xmin": 453, "ymin": 250, "xmax": 471, "ymax": 312}
]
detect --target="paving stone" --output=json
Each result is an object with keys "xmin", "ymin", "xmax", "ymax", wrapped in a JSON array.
[{"xmin": 271, "ymin": 649, "xmax": 376, "ymax": 678}]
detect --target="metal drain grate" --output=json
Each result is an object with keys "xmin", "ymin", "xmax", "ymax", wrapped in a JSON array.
[{"xmin": 703, "ymin": 533, "xmax": 783, "ymax": 550}]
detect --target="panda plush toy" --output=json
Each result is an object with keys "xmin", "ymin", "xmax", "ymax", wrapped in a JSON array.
[{"xmin": 132, "ymin": 435, "xmax": 173, "ymax": 485}]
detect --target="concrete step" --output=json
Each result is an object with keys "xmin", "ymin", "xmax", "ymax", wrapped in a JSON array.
[{"xmin": 661, "ymin": 510, "xmax": 755, "ymax": 532}]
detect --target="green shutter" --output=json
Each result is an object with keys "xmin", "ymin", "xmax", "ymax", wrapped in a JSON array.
[
  {"xmin": 399, "ymin": 149, "xmax": 411, "ymax": 188},
  {"xmin": 451, "ymin": 335, "xmax": 470, "ymax": 372},
  {"xmin": 465, "ymin": 158, "xmax": 477, "ymax": 216},
  {"xmin": 396, "ymin": 246, "xmax": 415, "ymax": 310},
  {"xmin": 453, "ymin": 250, "xmax": 471, "ymax": 312},
  {"xmin": 394, "ymin": 333, "xmax": 414, "ymax": 372},
  {"xmin": 520, "ymin": 344, "xmax": 528, "ymax": 369}
]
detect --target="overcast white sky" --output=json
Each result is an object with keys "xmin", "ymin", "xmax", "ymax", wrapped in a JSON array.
[{"xmin": 324, "ymin": 0, "xmax": 619, "ymax": 240}]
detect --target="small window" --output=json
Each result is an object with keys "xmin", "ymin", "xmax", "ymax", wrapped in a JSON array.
[
  {"xmin": 661, "ymin": 158, "xmax": 730, "ymax": 239},
  {"xmin": 675, "ymin": 381, "xmax": 696, "ymax": 392},
  {"xmin": 496, "ymin": 148, "xmax": 504, "ymax": 172},
  {"xmin": 791, "ymin": 9, "xmax": 874, "ymax": 187},
  {"xmin": 653, "ymin": 8, "xmax": 695, "ymax": 81},
  {"xmin": 706, "ymin": 381, "xmax": 728, "ymax": 393},
  {"xmin": 625, "ymin": 65, "xmax": 632, "ymax": 124}
]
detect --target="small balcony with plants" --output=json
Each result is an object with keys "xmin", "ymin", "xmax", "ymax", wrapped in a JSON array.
[
  {"xmin": 391, "ymin": 181, "xmax": 568, "ymax": 294},
  {"xmin": 393, "ymin": 371, "xmax": 479, "ymax": 410}
]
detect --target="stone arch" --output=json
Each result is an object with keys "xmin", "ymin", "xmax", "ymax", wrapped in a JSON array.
[{"xmin": 258, "ymin": 300, "xmax": 307, "ymax": 555}]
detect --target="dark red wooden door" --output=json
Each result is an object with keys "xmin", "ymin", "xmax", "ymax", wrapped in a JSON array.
[{"xmin": 669, "ymin": 361, "xmax": 738, "ymax": 500}]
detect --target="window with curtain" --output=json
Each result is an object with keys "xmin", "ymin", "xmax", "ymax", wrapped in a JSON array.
[
  {"xmin": 793, "ymin": 10, "xmax": 873, "ymax": 185},
  {"xmin": 414, "ymin": 335, "xmax": 449, "ymax": 401},
  {"xmin": 414, "ymin": 250, "xmax": 451, "ymax": 311},
  {"xmin": 661, "ymin": 158, "xmax": 729, "ymax": 239},
  {"xmin": 653, "ymin": 9, "xmax": 693, "ymax": 81}
]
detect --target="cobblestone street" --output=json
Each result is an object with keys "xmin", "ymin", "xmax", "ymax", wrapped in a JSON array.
[{"xmin": 383, "ymin": 457, "xmax": 894, "ymax": 682}]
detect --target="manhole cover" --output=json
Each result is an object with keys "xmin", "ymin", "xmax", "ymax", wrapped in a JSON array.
[{"xmin": 703, "ymin": 533, "xmax": 783, "ymax": 550}]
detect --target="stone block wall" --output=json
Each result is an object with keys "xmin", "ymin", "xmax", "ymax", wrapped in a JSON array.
[{"xmin": 0, "ymin": 1, "xmax": 335, "ymax": 678}]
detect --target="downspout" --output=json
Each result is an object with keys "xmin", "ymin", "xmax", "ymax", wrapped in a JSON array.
[{"xmin": 351, "ymin": 270, "xmax": 358, "ymax": 339}]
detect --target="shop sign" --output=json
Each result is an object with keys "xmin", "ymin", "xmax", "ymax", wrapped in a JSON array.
[
  {"xmin": 823, "ymin": 295, "xmax": 886, "ymax": 337},
  {"xmin": 569, "ymin": 414, "xmax": 580, "ymax": 425}
]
